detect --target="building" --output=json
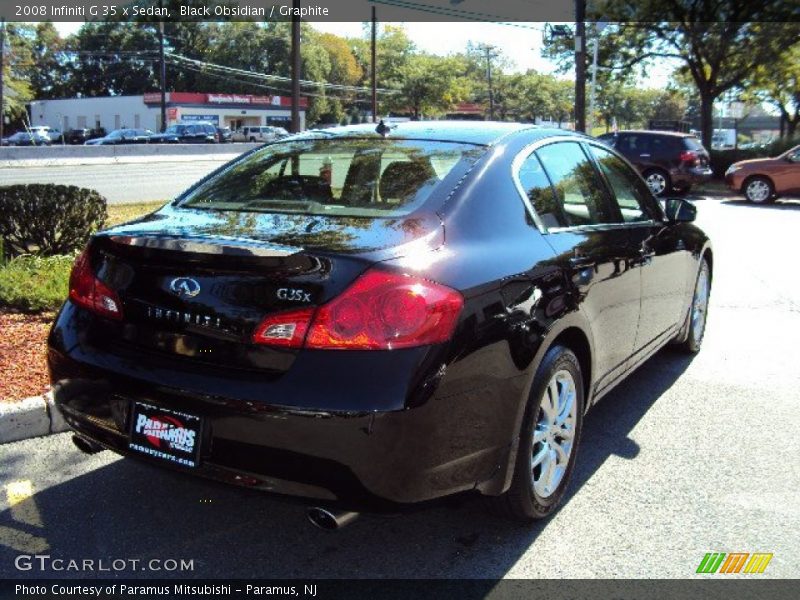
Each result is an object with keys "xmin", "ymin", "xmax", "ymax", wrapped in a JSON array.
[{"xmin": 29, "ymin": 92, "xmax": 308, "ymax": 133}]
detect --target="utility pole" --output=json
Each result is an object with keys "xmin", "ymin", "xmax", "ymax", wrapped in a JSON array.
[
  {"xmin": 478, "ymin": 44, "xmax": 498, "ymax": 120},
  {"xmin": 291, "ymin": 0, "xmax": 301, "ymax": 133},
  {"xmin": 574, "ymin": 0, "xmax": 586, "ymax": 133},
  {"xmin": 371, "ymin": 6, "xmax": 377, "ymax": 123},
  {"xmin": 158, "ymin": 5, "xmax": 166, "ymax": 133}
]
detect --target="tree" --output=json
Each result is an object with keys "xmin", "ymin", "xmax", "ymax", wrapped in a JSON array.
[
  {"xmin": 584, "ymin": 1, "xmax": 800, "ymax": 146},
  {"xmin": 395, "ymin": 54, "xmax": 468, "ymax": 119},
  {"xmin": 2, "ymin": 24, "xmax": 35, "ymax": 127},
  {"xmin": 745, "ymin": 44, "xmax": 800, "ymax": 139},
  {"xmin": 29, "ymin": 22, "xmax": 67, "ymax": 99}
]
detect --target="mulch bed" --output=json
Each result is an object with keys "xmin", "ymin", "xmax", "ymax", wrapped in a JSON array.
[{"xmin": 0, "ymin": 310, "xmax": 54, "ymax": 402}]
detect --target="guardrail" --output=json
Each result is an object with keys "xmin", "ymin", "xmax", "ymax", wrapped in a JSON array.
[{"xmin": 0, "ymin": 143, "xmax": 260, "ymax": 168}]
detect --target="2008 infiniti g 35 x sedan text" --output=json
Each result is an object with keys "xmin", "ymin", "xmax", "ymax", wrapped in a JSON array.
[{"xmin": 48, "ymin": 122, "xmax": 712, "ymax": 526}]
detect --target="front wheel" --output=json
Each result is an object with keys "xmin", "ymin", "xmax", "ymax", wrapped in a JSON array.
[
  {"xmin": 743, "ymin": 176, "xmax": 774, "ymax": 204},
  {"xmin": 488, "ymin": 345, "xmax": 584, "ymax": 522}
]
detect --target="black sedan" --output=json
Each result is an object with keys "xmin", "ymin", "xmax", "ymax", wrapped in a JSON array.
[
  {"xmin": 85, "ymin": 128, "xmax": 153, "ymax": 145},
  {"xmin": 48, "ymin": 122, "xmax": 712, "ymax": 528}
]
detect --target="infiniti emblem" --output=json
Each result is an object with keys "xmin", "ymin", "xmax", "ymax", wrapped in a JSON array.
[{"xmin": 169, "ymin": 277, "xmax": 201, "ymax": 298}]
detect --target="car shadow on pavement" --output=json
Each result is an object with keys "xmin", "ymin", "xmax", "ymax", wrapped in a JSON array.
[{"xmin": 0, "ymin": 351, "xmax": 693, "ymax": 580}]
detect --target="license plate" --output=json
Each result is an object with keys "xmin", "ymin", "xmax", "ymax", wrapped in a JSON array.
[{"xmin": 129, "ymin": 402, "xmax": 202, "ymax": 468}]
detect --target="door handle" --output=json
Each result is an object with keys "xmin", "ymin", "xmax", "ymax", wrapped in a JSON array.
[{"xmin": 639, "ymin": 153, "xmax": 651, "ymax": 157}]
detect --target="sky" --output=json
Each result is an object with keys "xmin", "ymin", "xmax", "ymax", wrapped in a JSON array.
[{"xmin": 52, "ymin": 21, "xmax": 673, "ymax": 88}]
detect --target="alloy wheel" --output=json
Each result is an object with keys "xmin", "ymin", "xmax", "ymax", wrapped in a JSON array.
[
  {"xmin": 745, "ymin": 179, "xmax": 771, "ymax": 203},
  {"xmin": 531, "ymin": 369, "xmax": 577, "ymax": 498},
  {"xmin": 692, "ymin": 263, "xmax": 710, "ymax": 346}
]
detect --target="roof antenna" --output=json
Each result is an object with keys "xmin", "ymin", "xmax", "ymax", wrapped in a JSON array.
[{"xmin": 375, "ymin": 119, "xmax": 394, "ymax": 137}]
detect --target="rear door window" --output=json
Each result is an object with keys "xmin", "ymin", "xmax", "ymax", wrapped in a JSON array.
[
  {"xmin": 535, "ymin": 141, "xmax": 613, "ymax": 226},
  {"xmin": 588, "ymin": 145, "xmax": 658, "ymax": 223}
]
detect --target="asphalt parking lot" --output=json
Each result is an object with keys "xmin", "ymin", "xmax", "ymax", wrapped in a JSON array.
[{"xmin": 1, "ymin": 192, "xmax": 798, "ymax": 579}]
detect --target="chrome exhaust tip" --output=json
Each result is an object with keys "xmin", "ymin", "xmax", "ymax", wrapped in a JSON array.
[
  {"xmin": 306, "ymin": 507, "xmax": 359, "ymax": 530},
  {"xmin": 71, "ymin": 434, "xmax": 104, "ymax": 455}
]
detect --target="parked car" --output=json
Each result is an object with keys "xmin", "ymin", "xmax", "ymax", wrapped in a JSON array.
[
  {"xmin": 29, "ymin": 125, "xmax": 64, "ymax": 144},
  {"xmin": 596, "ymin": 130, "xmax": 712, "ymax": 196},
  {"xmin": 149, "ymin": 123, "xmax": 217, "ymax": 144},
  {"xmin": 232, "ymin": 125, "xmax": 288, "ymax": 143},
  {"xmin": 216, "ymin": 126, "xmax": 233, "ymax": 143},
  {"xmin": 2, "ymin": 131, "xmax": 51, "ymax": 146},
  {"xmin": 84, "ymin": 128, "xmax": 153, "ymax": 145},
  {"xmin": 65, "ymin": 128, "xmax": 106, "ymax": 145},
  {"xmin": 50, "ymin": 122, "xmax": 712, "ymax": 527},
  {"xmin": 725, "ymin": 144, "xmax": 800, "ymax": 203}
]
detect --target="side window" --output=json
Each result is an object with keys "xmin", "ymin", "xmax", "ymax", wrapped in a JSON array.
[
  {"xmin": 516, "ymin": 152, "xmax": 564, "ymax": 228},
  {"xmin": 618, "ymin": 134, "xmax": 649, "ymax": 156},
  {"xmin": 535, "ymin": 142, "xmax": 613, "ymax": 227},
  {"xmin": 589, "ymin": 145, "xmax": 656, "ymax": 223}
]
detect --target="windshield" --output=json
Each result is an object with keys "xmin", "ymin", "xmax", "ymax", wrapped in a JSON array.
[
  {"xmin": 179, "ymin": 137, "xmax": 483, "ymax": 217},
  {"xmin": 165, "ymin": 125, "xmax": 186, "ymax": 135}
]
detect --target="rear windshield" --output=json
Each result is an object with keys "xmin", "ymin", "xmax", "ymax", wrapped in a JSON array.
[
  {"xmin": 179, "ymin": 137, "xmax": 483, "ymax": 217},
  {"xmin": 683, "ymin": 136, "xmax": 705, "ymax": 151}
]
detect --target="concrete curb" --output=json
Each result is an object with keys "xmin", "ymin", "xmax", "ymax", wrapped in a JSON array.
[{"xmin": 0, "ymin": 391, "xmax": 69, "ymax": 445}]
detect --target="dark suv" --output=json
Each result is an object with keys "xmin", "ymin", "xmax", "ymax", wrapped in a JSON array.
[
  {"xmin": 596, "ymin": 130, "xmax": 712, "ymax": 196},
  {"xmin": 149, "ymin": 123, "xmax": 217, "ymax": 144}
]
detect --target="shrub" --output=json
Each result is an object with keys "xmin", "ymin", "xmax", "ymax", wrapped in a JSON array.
[
  {"xmin": 0, "ymin": 254, "xmax": 74, "ymax": 312},
  {"xmin": 0, "ymin": 184, "xmax": 107, "ymax": 259},
  {"xmin": 709, "ymin": 137, "xmax": 799, "ymax": 179}
]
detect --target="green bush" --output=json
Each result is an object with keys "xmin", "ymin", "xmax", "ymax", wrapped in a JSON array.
[
  {"xmin": 0, "ymin": 254, "xmax": 74, "ymax": 312},
  {"xmin": 0, "ymin": 184, "xmax": 107, "ymax": 259},
  {"xmin": 709, "ymin": 137, "xmax": 799, "ymax": 179}
]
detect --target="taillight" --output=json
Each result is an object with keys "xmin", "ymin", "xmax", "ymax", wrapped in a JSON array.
[
  {"xmin": 679, "ymin": 150, "xmax": 698, "ymax": 165},
  {"xmin": 68, "ymin": 249, "xmax": 123, "ymax": 320},
  {"xmin": 252, "ymin": 270, "xmax": 463, "ymax": 350}
]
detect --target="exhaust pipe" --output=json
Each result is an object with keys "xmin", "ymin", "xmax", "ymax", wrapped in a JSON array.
[
  {"xmin": 306, "ymin": 507, "xmax": 359, "ymax": 530},
  {"xmin": 71, "ymin": 434, "xmax": 104, "ymax": 455}
]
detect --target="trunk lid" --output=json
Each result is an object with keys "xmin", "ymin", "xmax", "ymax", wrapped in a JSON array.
[{"xmin": 88, "ymin": 206, "xmax": 442, "ymax": 374}]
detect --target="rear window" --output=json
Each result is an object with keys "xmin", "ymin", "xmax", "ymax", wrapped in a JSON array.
[
  {"xmin": 179, "ymin": 138, "xmax": 482, "ymax": 217},
  {"xmin": 683, "ymin": 136, "xmax": 705, "ymax": 151}
]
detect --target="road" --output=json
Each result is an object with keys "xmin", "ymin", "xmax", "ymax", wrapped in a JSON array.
[
  {"xmin": 1, "ymin": 193, "xmax": 799, "ymax": 579},
  {"xmin": 0, "ymin": 161, "xmax": 231, "ymax": 204}
]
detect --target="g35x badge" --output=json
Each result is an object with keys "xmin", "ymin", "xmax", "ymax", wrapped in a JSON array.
[{"xmin": 277, "ymin": 288, "xmax": 312, "ymax": 303}]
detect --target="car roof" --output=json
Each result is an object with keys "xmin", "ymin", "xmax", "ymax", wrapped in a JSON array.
[{"xmin": 300, "ymin": 120, "xmax": 545, "ymax": 146}]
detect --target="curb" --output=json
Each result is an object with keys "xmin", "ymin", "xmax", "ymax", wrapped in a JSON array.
[{"xmin": 0, "ymin": 391, "xmax": 69, "ymax": 444}]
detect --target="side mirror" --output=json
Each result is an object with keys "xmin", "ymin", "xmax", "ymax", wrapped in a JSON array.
[{"xmin": 664, "ymin": 197, "xmax": 697, "ymax": 223}]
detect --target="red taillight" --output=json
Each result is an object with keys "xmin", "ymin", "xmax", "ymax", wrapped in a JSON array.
[
  {"xmin": 679, "ymin": 150, "xmax": 698, "ymax": 165},
  {"xmin": 251, "ymin": 270, "xmax": 463, "ymax": 350},
  {"xmin": 68, "ymin": 249, "xmax": 123, "ymax": 320}
]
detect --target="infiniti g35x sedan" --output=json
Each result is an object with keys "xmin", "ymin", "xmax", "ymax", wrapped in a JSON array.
[{"xmin": 49, "ymin": 122, "xmax": 712, "ymax": 525}]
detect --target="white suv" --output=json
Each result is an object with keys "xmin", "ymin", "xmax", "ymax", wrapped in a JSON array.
[{"xmin": 233, "ymin": 126, "xmax": 289, "ymax": 143}]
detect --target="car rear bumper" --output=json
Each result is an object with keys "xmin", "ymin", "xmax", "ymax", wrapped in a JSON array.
[
  {"xmin": 673, "ymin": 166, "xmax": 713, "ymax": 187},
  {"xmin": 48, "ymin": 303, "xmax": 522, "ymax": 512}
]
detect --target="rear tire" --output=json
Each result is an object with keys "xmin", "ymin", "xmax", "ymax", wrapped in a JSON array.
[
  {"xmin": 488, "ymin": 345, "xmax": 584, "ymax": 522},
  {"xmin": 743, "ymin": 176, "xmax": 775, "ymax": 204},
  {"xmin": 675, "ymin": 258, "xmax": 711, "ymax": 353},
  {"xmin": 644, "ymin": 169, "xmax": 671, "ymax": 197}
]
